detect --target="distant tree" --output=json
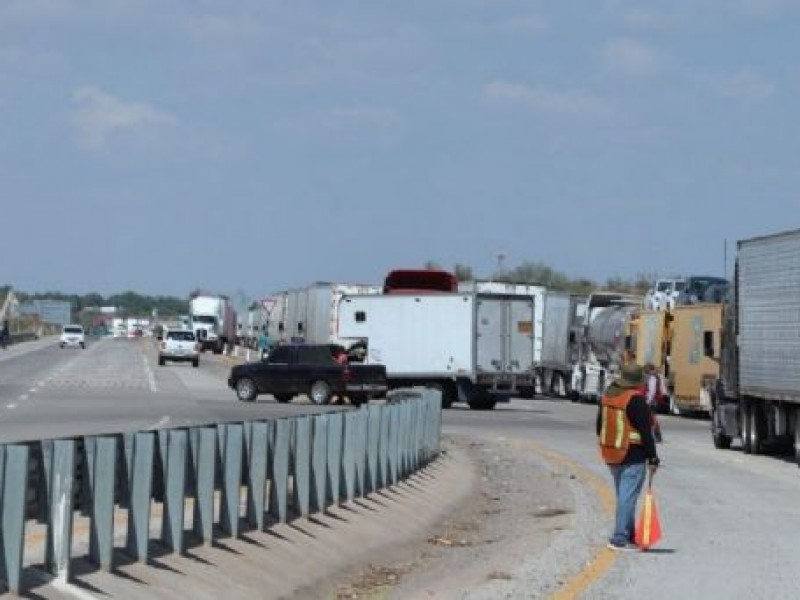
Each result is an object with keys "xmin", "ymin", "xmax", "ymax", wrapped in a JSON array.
[
  {"xmin": 453, "ymin": 263, "xmax": 474, "ymax": 281},
  {"xmin": 424, "ymin": 260, "xmax": 442, "ymax": 270}
]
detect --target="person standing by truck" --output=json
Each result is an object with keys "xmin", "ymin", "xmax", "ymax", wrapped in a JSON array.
[
  {"xmin": 645, "ymin": 363, "xmax": 665, "ymax": 442},
  {"xmin": 597, "ymin": 363, "xmax": 660, "ymax": 551}
]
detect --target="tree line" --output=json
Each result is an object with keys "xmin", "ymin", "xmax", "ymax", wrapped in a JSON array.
[
  {"xmin": 426, "ymin": 260, "xmax": 654, "ymax": 296},
  {"xmin": 6, "ymin": 288, "xmax": 189, "ymax": 318}
]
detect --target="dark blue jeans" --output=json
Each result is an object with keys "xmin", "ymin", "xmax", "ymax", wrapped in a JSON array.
[{"xmin": 608, "ymin": 461, "xmax": 646, "ymax": 545}]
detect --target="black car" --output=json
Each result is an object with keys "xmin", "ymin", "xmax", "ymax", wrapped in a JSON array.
[{"xmin": 227, "ymin": 344, "xmax": 387, "ymax": 405}]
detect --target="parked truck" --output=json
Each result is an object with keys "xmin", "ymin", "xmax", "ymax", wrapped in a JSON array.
[
  {"xmin": 267, "ymin": 283, "xmax": 382, "ymax": 346},
  {"xmin": 709, "ymin": 229, "xmax": 800, "ymax": 462},
  {"xmin": 632, "ymin": 305, "xmax": 723, "ymax": 415},
  {"xmin": 190, "ymin": 295, "xmax": 236, "ymax": 354},
  {"xmin": 571, "ymin": 292, "xmax": 640, "ymax": 402},
  {"xmin": 338, "ymin": 291, "xmax": 536, "ymax": 410}
]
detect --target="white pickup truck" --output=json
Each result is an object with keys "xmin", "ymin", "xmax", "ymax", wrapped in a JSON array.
[{"xmin": 159, "ymin": 329, "xmax": 199, "ymax": 367}]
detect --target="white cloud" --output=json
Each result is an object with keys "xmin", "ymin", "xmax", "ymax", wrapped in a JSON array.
[
  {"xmin": 711, "ymin": 69, "xmax": 776, "ymax": 101},
  {"xmin": 484, "ymin": 81, "xmax": 612, "ymax": 117},
  {"xmin": 71, "ymin": 86, "xmax": 177, "ymax": 150},
  {"xmin": 602, "ymin": 38, "xmax": 662, "ymax": 76}
]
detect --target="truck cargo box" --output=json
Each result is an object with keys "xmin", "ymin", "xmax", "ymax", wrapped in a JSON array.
[
  {"xmin": 738, "ymin": 229, "xmax": 800, "ymax": 403},
  {"xmin": 670, "ymin": 304, "xmax": 722, "ymax": 412}
]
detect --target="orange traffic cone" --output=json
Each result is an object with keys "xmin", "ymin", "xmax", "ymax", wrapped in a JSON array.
[{"xmin": 635, "ymin": 474, "xmax": 662, "ymax": 550}]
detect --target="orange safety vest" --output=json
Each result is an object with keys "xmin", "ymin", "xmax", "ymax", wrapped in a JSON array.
[{"xmin": 599, "ymin": 389, "xmax": 643, "ymax": 464}]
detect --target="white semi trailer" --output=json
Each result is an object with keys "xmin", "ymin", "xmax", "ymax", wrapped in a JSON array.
[
  {"xmin": 337, "ymin": 291, "xmax": 536, "ymax": 410},
  {"xmin": 268, "ymin": 283, "xmax": 382, "ymax": 346},
  {"xmin": 710, "ymin": 229, "xmax": 800, "ymax": 463}
]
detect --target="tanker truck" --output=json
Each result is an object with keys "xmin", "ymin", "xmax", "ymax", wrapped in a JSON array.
[
  {"xmin": 570, "ymin": 292, "xmax": 641, "ymax": 403},
  {"xmin": 708, "ymin": 228, "xmax": 800, "ymax": 463}
]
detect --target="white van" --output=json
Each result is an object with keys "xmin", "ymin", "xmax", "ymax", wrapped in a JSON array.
[{"xmin": 60, "ymin": 324, "xmax": 86, "ymax": 349}]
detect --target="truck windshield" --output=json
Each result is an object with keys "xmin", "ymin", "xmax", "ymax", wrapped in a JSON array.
[{"xmin": 192, "ymin": 316, "xmax": 216, "ymax": 324}]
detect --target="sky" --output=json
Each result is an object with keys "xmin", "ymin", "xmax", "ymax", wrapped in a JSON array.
[{"xmin": 1, "ymin": 0, "xmax": 799, "ymax": 302}]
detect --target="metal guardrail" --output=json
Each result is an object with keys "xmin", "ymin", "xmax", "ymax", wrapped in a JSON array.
[{"xmin": 0, "ymin": 389, "xmax": 442, "ymax": 594}]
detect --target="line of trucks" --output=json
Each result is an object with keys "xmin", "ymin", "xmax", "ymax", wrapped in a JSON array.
[{"xmin": 255, "ymin": 272, "xmax": 587, "ymax": 410}]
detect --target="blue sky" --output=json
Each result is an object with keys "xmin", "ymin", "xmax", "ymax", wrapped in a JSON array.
[{"xmin": 1, "ymin": 0, "xmax": 798, "ymax": 301}]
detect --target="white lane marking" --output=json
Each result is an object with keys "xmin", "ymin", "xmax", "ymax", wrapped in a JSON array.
[
  {"xmin": 19, "ymin": 394, "xmax": 28, "ymax": 401},
  {"xmin": 142, "ymin": 353, "xmax": 158, "ymax": 393},
  {"xmin": 29, "ymin": 388, "xmax": 37, "ymax": 393},
  {"xmin": 6, "ymin": 403, "xmax": 16, "ymax": 409}
]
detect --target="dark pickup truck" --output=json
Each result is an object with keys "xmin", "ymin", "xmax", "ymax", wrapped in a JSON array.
[{"xmin": 228, "ymin": 344, "xmax": 388, "ymax": 406}]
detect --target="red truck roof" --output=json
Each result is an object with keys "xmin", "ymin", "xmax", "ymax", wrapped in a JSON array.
[{"xmin": 383, "ymin": 269, "xmax": 458, "ymax": 294}]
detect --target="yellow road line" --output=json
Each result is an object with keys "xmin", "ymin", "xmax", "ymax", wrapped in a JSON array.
[{"xmin": 506, "ymin": 438, "xmax": 617, "ymax": 600}]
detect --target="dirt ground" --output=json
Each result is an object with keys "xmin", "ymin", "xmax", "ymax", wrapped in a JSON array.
[{"xmin": 325, "ymin": 432, "xmax": 577, "ymax": 599}]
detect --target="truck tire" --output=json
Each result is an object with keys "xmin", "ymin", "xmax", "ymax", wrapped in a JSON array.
[
  {"xmin": 192, "ymin": 358, "xmax": 199, "ymax": 368},
  {"xmin": 309, "ymin": 380, "xmax": 332, "ymax": 405},
  {"xmin": 235, "ymin": 378, "xmax": 257, "ymax": 402},
  {"xmin": 469, "ymin": 394, "xmax": 497, "ymax": 411},
  {"xmin": 350, "ymin": 395, "xmax": 367, "ymax": 407},
  {"xmin": 744, "ymin": 401, "xmax": 765, "ymax": 455},
  {"xmin": 158, "ymin": 356, "xmax": 166, "ymax": 366}
]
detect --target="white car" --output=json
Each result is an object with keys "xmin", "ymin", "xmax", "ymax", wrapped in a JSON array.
[
  {"xmin": 159, "ymin": 329, "xmax": 199, "ymax": 367},
  {"xmin": 60, "ymin": 324, "xmax": 86, "ymax": 349}
]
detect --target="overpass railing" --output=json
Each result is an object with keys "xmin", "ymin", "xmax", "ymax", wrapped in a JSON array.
[{"xmin": 0, "ymin": 389, "xmax": 441, "ymax": 594}]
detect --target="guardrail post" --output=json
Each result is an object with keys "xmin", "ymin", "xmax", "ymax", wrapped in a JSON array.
[
  {"xmin": 378, "ymin": 405, "xmax": 390, "ymax": 489},
  {"xmin": 190, "ymin": 428, "xmax": 216, "ymax": 546},
  {"xmin": 388, "ymin": 404, "xmax": 400, "ymax": 486},
  {"xmin": 87, "ymin": 436, "xmax": 117, "ymax": 571},
  {"xmin": 245, "ymin": 421, "xmax": 269, "ymax": 531},
  {"xmin": 326, "ymin": 413, "xmax": 343, "ymax": 506},
  {"xmin": 292, "ymin": 416, "xmax": 311, "ymax": 518},
  {"xmin": 341, "ymin": 412, "xmax": 357, "ymax": 503},
  {"xmin": 269, "ymin": 419, "xmax": 291, "ymax": 523},
  {"xmin": 366, "ymin": 405, "xmax": 381, "ymax": 494},
  {"xmin": 161, "ymin": 430, "xmax": 188, "ymax": 554},
  {"xmin": 310, "ymin": 415, "xmax": 328, "ymax": 513},
  {"xmin": 125, "ymin": 432, "xmax": 155, "ymax": 563},
  {"xmin": 44, "ymin": 439, "xmax": 76, "ymax": 582},
  {"xmin": 220, "ymin": 423, "xmax": 244, "ymax": 538},
  {"xmin": 0, "ymin": 444, "xmax": 30, "ymax": 595},
  {"xmin": 413, "ymin": 400, "xmax": 423, "ymax": 471},
  {"xmin": 354, "ymin": 408, "xmax": 368, "ymax": 497}
]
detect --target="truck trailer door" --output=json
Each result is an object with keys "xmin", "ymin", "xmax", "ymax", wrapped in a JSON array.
[{"xmin": 508, "ymin": 298, "xmax": 535, "ymax": 373}]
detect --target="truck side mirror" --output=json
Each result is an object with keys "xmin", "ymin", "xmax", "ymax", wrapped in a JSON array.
[{"xmin": 703, "ymin": 331, "xmax": 715, "ymax": 359}]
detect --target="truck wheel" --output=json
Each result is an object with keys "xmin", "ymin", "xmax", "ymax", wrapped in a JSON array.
[
  {"xmin": 350, "ymin": 395, "xmax": 367, "ymax": 407},
  {"xmin": 309, "ymin": 380, "xmax": 332, "ymax": 405},
  {"xmin": 235, "ymin": 378, "xmax": 257, "ymax": 402},
  {"xmin": 469, "ymin": 394, "xmax": 497, "ymax": 411},
  {"xmin": 744, "ymin": 402, "xmax": 765, "ymax": 455},
  {"xmin": 275, "ymin": 394, "xmax": 292, "ymax": 404},
  {"xmin": 192, "ymin": 358, "xmax": 199, "ymax": 368},
  {"xmin": 158, "ymin": 356, "xmax": 166, "ymax": 366}
]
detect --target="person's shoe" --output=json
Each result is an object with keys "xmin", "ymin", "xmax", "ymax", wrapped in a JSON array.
[{"xmin": 607, "ymin": 541, "xmax": 640, "ymax": 552}]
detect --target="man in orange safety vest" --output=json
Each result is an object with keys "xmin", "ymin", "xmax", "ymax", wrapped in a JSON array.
[{"xmin": 597, "ymin": 364, "xmax": 660, "ymax": 551}]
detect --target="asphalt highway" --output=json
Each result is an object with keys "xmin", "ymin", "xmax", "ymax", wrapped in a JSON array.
[
  {"xmin": 3, "ymin": 337, "xmax": 800, "ymax": 598},
  {"xmin": 0, "ymin": 336, "xmax": 340, "ymax": 443}
]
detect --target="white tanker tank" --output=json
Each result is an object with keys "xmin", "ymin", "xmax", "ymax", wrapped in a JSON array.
[{"xmin": 571, "ymin": 292, "xmax": 641, "ymax": 402}]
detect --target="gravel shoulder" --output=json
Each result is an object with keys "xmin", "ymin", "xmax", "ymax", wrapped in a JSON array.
[{"xmin": 332, "ymin": 431, "xmax": 608, "ymax": 599}]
